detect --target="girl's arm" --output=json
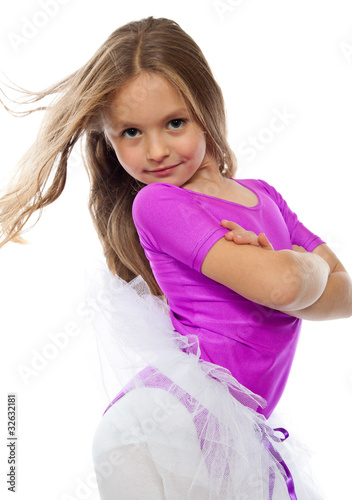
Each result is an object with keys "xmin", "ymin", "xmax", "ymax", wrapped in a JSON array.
[
  {"xmin": 201, "ymin": 236, "xmax": 330, "ymax": 312},
  {"xmin": 281, "ymin": 244, "xmax": 352, "ymax": 320},
  {"xmin": 217, "ymin": 221, "xmax": 352, "ymax": 320}
]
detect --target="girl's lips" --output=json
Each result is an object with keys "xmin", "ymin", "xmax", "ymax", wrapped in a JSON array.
[{"xmin": 149, "ymin": 164, "xmax": 180, "ymax": 175}]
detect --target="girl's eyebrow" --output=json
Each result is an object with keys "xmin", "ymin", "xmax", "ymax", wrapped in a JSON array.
[
  {"xmin": 113, "ymin": 107, "xmax": 190, "ymax": 130},
  {"xmin": 161, "ymin": 108, "xmax": 190, "ymax": 122}
]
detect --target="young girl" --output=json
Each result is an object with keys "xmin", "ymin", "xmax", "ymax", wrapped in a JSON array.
[{"xmin": 1, "ymin": 16, "xmax": 351, "ymax": 499}]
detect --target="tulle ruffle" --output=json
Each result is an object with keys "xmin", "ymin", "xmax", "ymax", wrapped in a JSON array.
[{"xmin": 88, "ymin": 261, "xmax": 324, "ymax": 499}]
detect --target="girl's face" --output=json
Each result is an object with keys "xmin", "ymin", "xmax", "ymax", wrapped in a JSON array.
[{"xmin": 104, "ymin": 73, "xmax": 218, "ymax": 186}]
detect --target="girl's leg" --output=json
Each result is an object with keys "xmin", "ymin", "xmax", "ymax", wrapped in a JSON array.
[{"xmin": 92, "ymin": 387, "xmax": 209, "ymax": 500}]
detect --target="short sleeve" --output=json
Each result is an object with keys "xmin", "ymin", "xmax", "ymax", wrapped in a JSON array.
[
  {"xmin": 132, "ymin": 183, "xmax": 228, "ymax": 272},
  {"xmin": 257, "ymin": 179, "xmax": 325, "ymax": 251}
]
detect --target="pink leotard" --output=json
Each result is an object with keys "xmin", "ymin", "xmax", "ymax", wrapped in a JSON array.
[{"xmin": 132, "ymin": 178, "xmax": 325, "ymax": 417}]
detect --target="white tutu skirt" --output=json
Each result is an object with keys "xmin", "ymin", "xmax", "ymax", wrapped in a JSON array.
[{"xmin": 88, "ymin": 263, "xmax": 324, "ymax": 499}]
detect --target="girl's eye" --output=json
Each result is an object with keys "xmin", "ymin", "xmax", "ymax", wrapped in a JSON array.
[
  {"xmin": 168, "ymin": 119, "xmax": 185, "ymax": 130},
  {"xmin": 122, "ymin": 128, "xmax": 140, "ymax": 138}
]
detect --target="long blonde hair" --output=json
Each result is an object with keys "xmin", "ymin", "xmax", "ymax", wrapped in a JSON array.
[{"xmin": 0, "ymin": 16, "xmax": 236, "ymax": 295}]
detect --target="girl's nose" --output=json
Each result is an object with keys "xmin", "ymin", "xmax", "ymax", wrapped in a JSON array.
[{"xmin": 146, "ymin": 134, "xmax": 170, "ymax": 162}]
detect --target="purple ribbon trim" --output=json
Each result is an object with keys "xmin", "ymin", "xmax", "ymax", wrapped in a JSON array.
[
  {"xmin": 274, "ymin": 427, "xmax": 290, "ymax": 441},
  {"xmin": 103, "ymin": 366, "xmax": 298, "ymax": 499},
  {"xmin": 260, "ymin": 425, "xmax": 298, "ymax": 500}
]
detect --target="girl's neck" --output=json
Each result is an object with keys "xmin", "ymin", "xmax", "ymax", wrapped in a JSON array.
[
  {"xmin": 182, "ymin": 173, "xmax": 230, "ymax": 199},
  {"xmin": 181, "ymin": 154, "xmax": 226, "ymax": 194},
  {"xmin": 182, "ymin": 172, "xmax": 258, "ymax": 207}
]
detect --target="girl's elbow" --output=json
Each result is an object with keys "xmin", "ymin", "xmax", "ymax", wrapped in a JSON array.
[
  {"xmin": 345, "ymin": 291, "xmax": 352, "ymax": 319},
  {"xmin": 268, "ymin": 252, "xmax": 303, "ymax": 309},
  {"xmin": 269, "ymin": 251, "xmax": 320, "ymax": 311},
  {"xmin": 268, "ymin": 283, "xmax": 301, "ymax": 310},
  {"xmin": 346, "ymin": 276, "xmax": 352, "ymax": 318}
]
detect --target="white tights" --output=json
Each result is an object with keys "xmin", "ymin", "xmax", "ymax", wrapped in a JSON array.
[
  {"xmin": 92, "ymin": 388, "xmax": 210, "ymax": 500},
  {"xmin": 91, "ymin": 386, "xmax": 314, "ymax": 499}
]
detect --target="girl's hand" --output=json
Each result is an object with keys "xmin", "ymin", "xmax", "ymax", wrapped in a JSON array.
[{"xmin": 221, "ymin": 220, "xmax": 273, "ymax": 250}]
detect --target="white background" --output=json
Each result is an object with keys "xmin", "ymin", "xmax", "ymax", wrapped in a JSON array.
[{"xmin": 0, "ymin": 1, "xmax": 351, "ymax": 499}]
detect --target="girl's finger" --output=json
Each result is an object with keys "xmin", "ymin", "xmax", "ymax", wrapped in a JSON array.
[
  {"xmin": 258, "ymin": 233, "xmax": 274, "ymax": 250},
  {"xmin": 221, "ymin": 219, "xmax": 242, "ymax": 231},
  {"xmin": 225, "ymin": 230, "xmax": 260, "ymax": 245}
]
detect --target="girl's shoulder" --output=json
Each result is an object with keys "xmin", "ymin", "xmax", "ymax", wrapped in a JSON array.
[
  {"xmin": 235, "ymin": 178, "xmax": 274, "ymax": 191},
  {"xmin": 236, "ymin": 178, "xmax": 284, "ymax": 201},
  {"xmin": 136, "ymin": 182, "xmax": 189, "ymax": 197},
  {"xmin": 132, "ymin": 183, "xmax": 196, "ymax": 221},
  {"xmin": 134, "ymin": 182, "xmax": 195, "ymax": 207}
]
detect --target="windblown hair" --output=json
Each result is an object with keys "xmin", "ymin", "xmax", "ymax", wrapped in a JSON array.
[{"xmin": 0, "ymin": 16, "xmax": 236, "ymax": 295}]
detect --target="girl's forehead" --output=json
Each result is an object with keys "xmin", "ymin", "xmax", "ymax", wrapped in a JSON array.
[
  {"xmin": 113, "ymin": 73, "xmax": 179, "ymax": 105},
  {"xmin": 107, "ymin": 73, "xmax": 190, "ymax": 126}
]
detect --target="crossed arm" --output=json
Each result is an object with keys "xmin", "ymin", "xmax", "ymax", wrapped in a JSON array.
[{"xmin": 201, "ymin": 220, "xmax": 352, "ymax": 321}]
